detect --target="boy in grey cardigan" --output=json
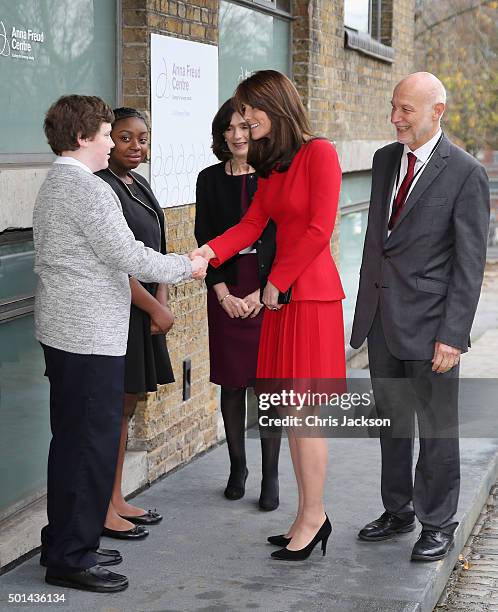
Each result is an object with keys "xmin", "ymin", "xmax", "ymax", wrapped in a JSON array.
[{"xmin": 33, "ymin": 95, "xmax": 206, "ymax": 593}]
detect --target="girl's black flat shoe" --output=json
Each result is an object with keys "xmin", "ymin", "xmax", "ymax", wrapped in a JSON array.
[
  {"xmin": 102, "ymin": 525, "xmax": 149, "ymax": 540},
  {"xmin": 267, "ymin": 534, "xmax": 291, "ymax": 547},
  {"xmin": 271, "ymin": 516, "xmax": 331, "ymax": 561},
  {"xmin": 224, "ymin": 468, "xmax": 249, "ymax": 500},
  {"xmin": 119, "ymin": 509, "xmax": 163, "ymax": 525}
]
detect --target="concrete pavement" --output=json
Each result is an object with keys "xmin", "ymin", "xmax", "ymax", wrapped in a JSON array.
[{"xmin": 0, "ymin": 264, "xmax": 497, "ymax": 612}]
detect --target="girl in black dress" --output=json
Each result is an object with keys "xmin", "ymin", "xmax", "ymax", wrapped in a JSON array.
[
  {"xmin": 96, "ymin": 108, "xmax": 173, "ymax": 538},
  {"xmin": 195, "ymin": 100, "xmax": 281, "ymax": 510}
]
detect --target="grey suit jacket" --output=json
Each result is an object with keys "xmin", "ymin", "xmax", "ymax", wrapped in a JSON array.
[{"xmin": 350, "ymin": 135, "xmax": 490, "ymax": 360}]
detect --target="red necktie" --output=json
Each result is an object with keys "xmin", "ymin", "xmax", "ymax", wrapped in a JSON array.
[{"xmin": 388, "ymin": 152, "xmax": 417, "ymax": 230}]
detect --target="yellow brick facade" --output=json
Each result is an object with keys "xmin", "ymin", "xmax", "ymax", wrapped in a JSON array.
[{"xmin": 122, "ymin": 0, "xmax": 415, "ymax": 484}]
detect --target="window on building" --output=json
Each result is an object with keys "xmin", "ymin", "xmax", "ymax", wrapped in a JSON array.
[
  {"xmin": 0, "ymin": 0, "xmax": 118, "ymax": 162},
  {"xmin": 218, "ymin": 0, "xmax": 291, "ymax": 105},
  {"xmin": 344, "ymin": 0, "xmax": 394, "ymax": 63},
  {"xmin": 339, "ymin": 172, "xmax": 372, "ymax": 334},
  {"xmin": 0, "ymin": 231, "xmax": 51, "ymax": 520},
  {"xmin": 254, "ymin": 0, "xmax": 291, "ymax": 10},
  {"xmin": 344, "ymin": 0, "xmax": 370, "ymax": 33}
]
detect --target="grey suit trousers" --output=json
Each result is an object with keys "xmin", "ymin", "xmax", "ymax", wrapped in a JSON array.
[{"xmin": 368, "ymin": 309, "xmax": 460, "ymax": 533}]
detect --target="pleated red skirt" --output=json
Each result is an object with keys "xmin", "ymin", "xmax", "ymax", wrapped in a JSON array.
[{"xmin": 256, "ymin": 300, "xmax": 346, "ymax": 379}]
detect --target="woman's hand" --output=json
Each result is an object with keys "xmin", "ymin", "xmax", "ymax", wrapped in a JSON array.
[
  {"xmin": 219, "ymin": 294, "xmax": 250, "ymax": 319},
  {"xmin": 190, "ymin": 244, "xmax": 215, "ymax": 261},
  {"xmin": 151, "ymin": 285, "xmax": 174, "ymax": 334},
  {"xmin": 213, "ymin": 282, "xmax": 248, "ymax": 319},
  {"xmin": 150, "ymin": 303, "xmax": 175, "ymax": 335},
  {"xmin": 242, "ymin": 289, "xmax": 264, "ymax": 318},
  {"xmin": 155, "ymin": 283, "xmax": 170, "ymax": 307},
  {"xmin": 262, "ymin": 281, "xmax": 283, "ymax": 311}
]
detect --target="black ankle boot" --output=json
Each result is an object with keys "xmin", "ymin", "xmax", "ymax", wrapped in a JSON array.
[
  {"xmin": 259, "ymin": 409, "xmax": 282, "ymax": 511},
  {"xmin": 224, "ymin": 467, "xmax": 249, "ymax": 500},
  {"xmin": 259, "ymin": 477, "xmax": 279, "ymax": 511},
  {"xmin": 221, "ymin": 387, "xmax": 248, "ymax": 500}
]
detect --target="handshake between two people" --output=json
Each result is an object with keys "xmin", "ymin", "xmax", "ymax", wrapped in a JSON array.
[
  {"xmin": 188, "ymin": 244, "xmax": 214, "ymax": 280},
  {"xmin": 189, "ymin": 244, "xmax": 283, "ymax": 314}
]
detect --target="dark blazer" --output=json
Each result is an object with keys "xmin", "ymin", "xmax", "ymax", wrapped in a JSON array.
[
  {"xmin": 194, "ymin": 162, "xmax": 276, "ymax": 289},
  {"xmin": 350, "ymin": 135, "xmax": 490, "ymax": 359},
  {"xmin": 96, "ymin": 168, "xmax": 167, "ymax": 256}
]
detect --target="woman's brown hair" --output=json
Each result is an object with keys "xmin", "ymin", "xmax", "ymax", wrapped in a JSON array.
[
  {"xmin": 211, "ymin": 99, "xmax": 236, "ymax": 162},
  {"xmin": 233, "ymin": 70, "xmax": 313, "ymax": 177}
]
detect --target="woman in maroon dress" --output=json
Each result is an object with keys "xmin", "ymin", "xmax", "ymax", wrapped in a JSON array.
[
  {"xmin": 195, "ymin": 100, "xmax": 281, "ymax": 510},
  {"xmin": 193, "ymin": 71, "xmax": 346, "ymax": 561}
]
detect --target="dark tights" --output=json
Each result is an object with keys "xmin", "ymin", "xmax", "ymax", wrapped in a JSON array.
[
  {"xmin": 220, "ymin": 386, "xmax": 281, "ymax": 502},
  {"xmin": 220, "ymin": 387, "xmax": 247, "ymax": 478}
]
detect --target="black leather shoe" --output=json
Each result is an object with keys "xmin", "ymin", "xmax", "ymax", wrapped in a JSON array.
[
  {"xmin": 259, "ymin": 478, "xmax": 279, "ymax": 511},
  {"xmin": 358, "ymin": 511, "xmax": 415, "ymax": 541},
  {"xmin": 411, "ymin": 530, "xmax": 454, "ymax": 561},
  {"xmin": 102, "ymin": 525, "xmax": 149, "ymax": 540},
  {"xmin": 119, "ymin": 509, "xmax": 163, "ymax": 525},
  {"xmin": 45, "ymin": 565, "xmax": 128, "ymax": 593},
  {"xmin": 267, "ymin": 534, "xmax": 291, "ymax": 547},
  {"xmin": 224, "ymin": 468, "xmax": 249, "ymax": 500},
  {"xmin": 40, "ymin": 548, "xmax": 122, "ymax": 567}
]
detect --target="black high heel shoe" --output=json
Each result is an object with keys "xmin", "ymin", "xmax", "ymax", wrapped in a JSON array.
[
  {"xmin": 271, "ymin": 516, "xmax": 331, "ymax": 561},
  {"xmin": 267, "ymin": 534, "xmax": 291, "ymax": 547},
  {"xmin": 224, "ymin": 468, "xmax": 249, "ymax": 500}
]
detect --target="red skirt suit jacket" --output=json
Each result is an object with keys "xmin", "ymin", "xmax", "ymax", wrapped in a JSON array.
[{"xmin": 208, "ymin": 139, "xmax": 344, "ymax": 302}]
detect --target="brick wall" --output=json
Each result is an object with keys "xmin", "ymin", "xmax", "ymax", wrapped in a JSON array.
[
  {"xmin": 292, "ymin": 0, "xmax": 414, "ymax": 258},
  {"xmin": 122, "ymin": 0, "xmax": 219, "ymax": 482},
  {"xmin": 120, "ymin": 0, "xmax": 415, "ymax": 484},
  {"xmin": 292, "ymin": 0, "xmax": 415, "ymax": 144}
]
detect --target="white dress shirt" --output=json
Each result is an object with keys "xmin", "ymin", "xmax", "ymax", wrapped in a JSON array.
[
  {"xmin": 387, "ymin": 129, "xmax": 442, "ymax": 235},
  {"xmin": 53, "ymin": 155, "xmax": 92, "ymax": 174}
]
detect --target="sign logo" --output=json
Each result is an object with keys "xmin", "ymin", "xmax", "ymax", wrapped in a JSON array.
[
  {"xmin": 0, "ymin": 21, "xmax": 11, "ymax": 57},
  {"xmin": 0, "ymin": 20, "xmax": 45, "ymax": 62},
  {"xmin": 155, "ymin": 57, "xmax": 170, "ymax": 99}
]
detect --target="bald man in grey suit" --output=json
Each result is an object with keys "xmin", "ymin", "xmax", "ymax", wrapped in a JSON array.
[{"xmin": 351, "ymin": 73, "xmax": 489, "ymax": 561}]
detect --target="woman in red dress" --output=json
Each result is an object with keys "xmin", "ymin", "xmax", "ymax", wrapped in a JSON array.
[{"xmin": 193, "ymin": 70, "xmax": 346, "ymax": 560}]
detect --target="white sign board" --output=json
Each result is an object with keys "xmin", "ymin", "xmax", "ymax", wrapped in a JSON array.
[{"xmin": 151, "ymin": 33, "xmax": 218, "ymax": 208}]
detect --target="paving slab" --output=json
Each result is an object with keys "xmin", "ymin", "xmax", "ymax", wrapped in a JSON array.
[{"xmin": 0, "ymin": 432, "xmax": 497, "ymax": 612}]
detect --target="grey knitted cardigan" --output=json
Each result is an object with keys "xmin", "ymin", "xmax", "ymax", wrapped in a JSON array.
[{"xmin": 33, "ymin": 164, "xmax": 192, "ymax": 356}]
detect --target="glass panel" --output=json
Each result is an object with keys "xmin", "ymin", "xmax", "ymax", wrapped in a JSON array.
[
  {"xmin": 254, "ymin": 0, "xmax": 291, "ymax": 12},
  {"xmin": 0, "ymin": 240, "xmax": 37, "ymax": 302},
  {"xmin": 344, "ymin": 0, "xmax": 370, "ymax": 33},
  {"xmin": 339, "ymin": 171, "xmax": 372, "ymax": 209},
  {"xmin": 339, "ymin": 172, "xmax": 372, "ymax": 330},
  {"xmin": 219, "ymin": 0, "xmax": 291, "ymax": 104},
  {"xmin": 340, "ymin": 209, "xmax": 368, "ymax": 330},
  {"xmin": 0, "ymin": 0, "xmax": 116, "ymax": 154},
  {"xmin": 0, "ymin": 314, "xmax": 50, "ymax": 516},
  {"xmin": 276, "ymin": 0, "xmax": 291, "ymax": 11}
]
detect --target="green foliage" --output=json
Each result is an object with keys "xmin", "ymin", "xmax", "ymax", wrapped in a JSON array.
[{"xmin": 415, "ymin": 1, "xmax": 498, "ymax": 154}]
